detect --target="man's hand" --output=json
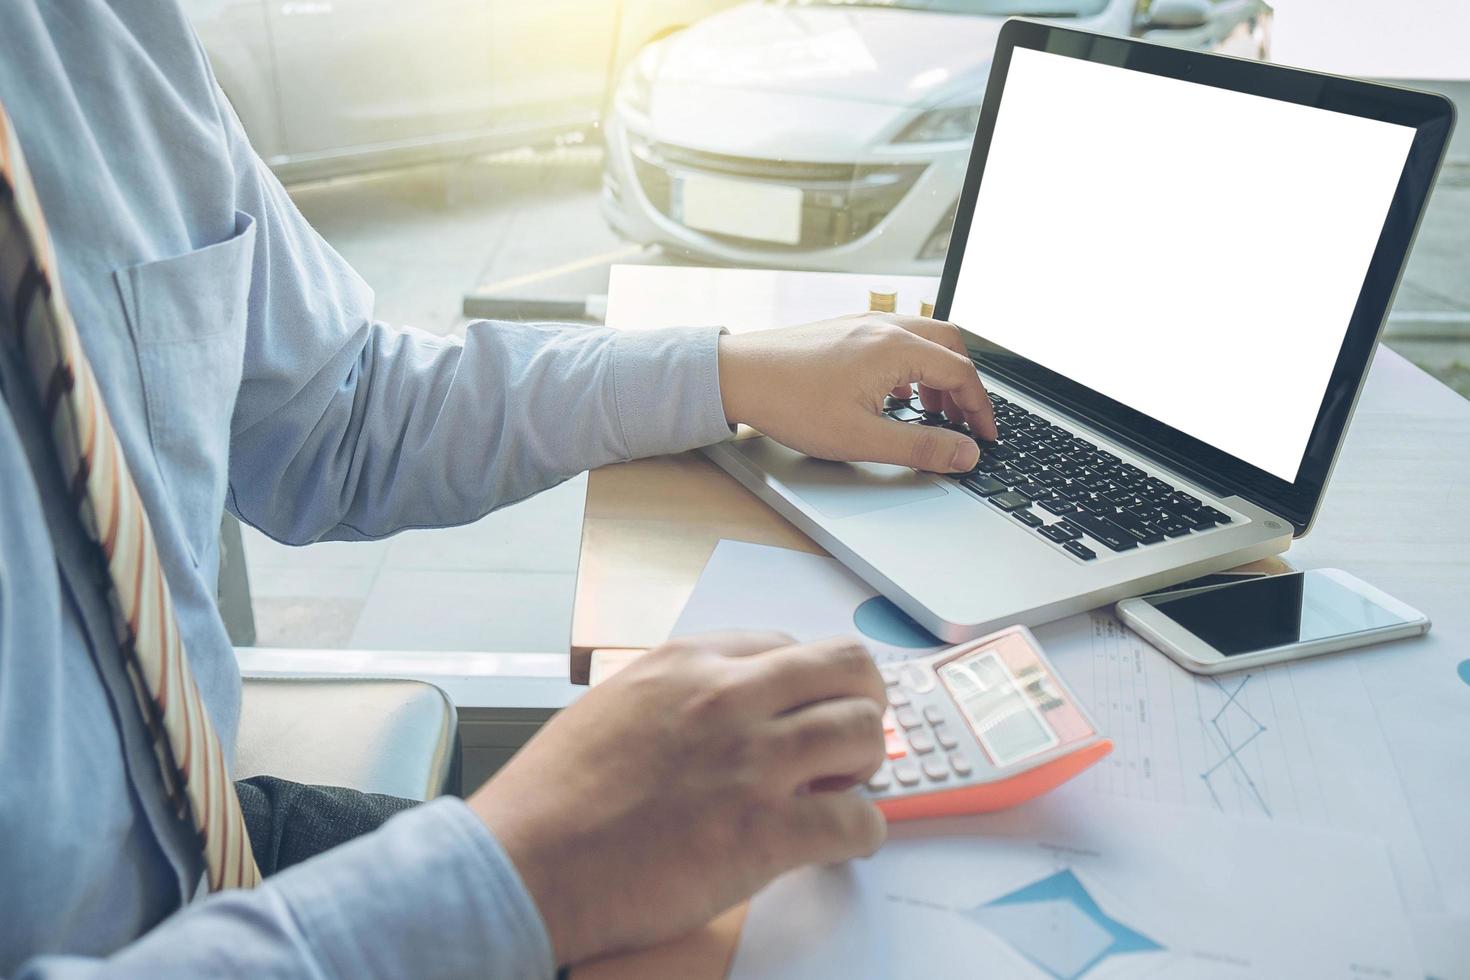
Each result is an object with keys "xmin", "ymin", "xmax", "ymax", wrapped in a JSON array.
[
  {"xmin": 717, "ymin": 313, "xmax": 997, "ymax": 473},
  {"xmin": 469, "ymin": 632, "xmax": 888, "ymax": 966}
]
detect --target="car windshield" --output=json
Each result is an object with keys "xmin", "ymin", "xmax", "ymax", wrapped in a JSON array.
[{"xmin": 766, "ymin": 0, "xmax": 1111, "ymax": 16}]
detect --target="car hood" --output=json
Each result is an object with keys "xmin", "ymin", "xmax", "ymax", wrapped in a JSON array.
[
  {"xmin": 654, "ymin": 2, "xmax": 1005, "ymax": 107},
  {"xmin": 640, "ymin": 85, "xmax": 925, "ymax": 159}
]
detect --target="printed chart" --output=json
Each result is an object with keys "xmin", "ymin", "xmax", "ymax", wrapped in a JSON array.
[
  {"xmin": 960, "ymin": 869, "xmax": 1164, "ymax": 980},
  {"xmin": 731, "ymin": 795, "xmax": 1420, "ymax": 980},
  {"xmin": 671, "ymin": 541, "xmax": 945, "ymax": 665},
  {"xmin": 1040, "ymin": 613, "xmax": 1360, "ymax": 824},
  {"xmin": 1032, "ymin": 611, "xmax": 1444, "ymax": 941}
]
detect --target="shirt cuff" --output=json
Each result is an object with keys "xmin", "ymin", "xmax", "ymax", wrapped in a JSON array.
[
  {"xmin": 612, "ymin": 325, "xmax": 734, "ymax": 460},
  {"xmin": 270, "ymin": 797, "xmax": 555, "ymax": 979}
]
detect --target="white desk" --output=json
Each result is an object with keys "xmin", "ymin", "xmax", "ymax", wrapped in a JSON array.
[
  {"xmin": 1270, "ymin": 344, "xmax": 1470, "ymax": 972},
  {"xmin": 578, "ymin": 265, "xmax": 1470, "ymax": 978}
]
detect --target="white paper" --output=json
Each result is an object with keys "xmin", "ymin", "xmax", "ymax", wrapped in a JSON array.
[
  {"xmin": 1285, "ymin": 406, "xmax": 1470, "ymax": 934},
  {"xmin": 1034, "ymin": 610, "xmax": 1460, "ymax": 971},
  {"xmin": 731, "ymin": 795, "xmax": 1420, "ymax": 980},
  {"xmin": 676, "ymin": 540, "xmax": 1467, "ymax": 976},
  {"xmin": 670, "ymin": 540, "xmax": 946, "ymax": 664}
]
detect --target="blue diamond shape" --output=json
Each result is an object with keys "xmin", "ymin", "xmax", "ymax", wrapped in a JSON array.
[{"xmin": 963, "ymin": 869, "xmax": 1162, "ymax": 979}]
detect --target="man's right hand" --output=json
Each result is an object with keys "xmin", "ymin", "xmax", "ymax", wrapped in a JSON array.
[{"xmin": 469, "ymin": 632, "xmax": 889, "ymax": 966}]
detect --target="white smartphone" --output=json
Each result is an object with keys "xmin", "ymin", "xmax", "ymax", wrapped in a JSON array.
[{"xmin": 1115, "ymin": 568, "xmax": 1429, "ymax": 675}]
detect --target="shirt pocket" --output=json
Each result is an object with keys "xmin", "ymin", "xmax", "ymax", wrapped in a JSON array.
[{"xmin": 114, "ymin": 211, "xmax": 256, "ymax": 567}]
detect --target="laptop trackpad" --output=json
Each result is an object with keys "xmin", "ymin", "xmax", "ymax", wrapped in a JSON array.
[{"xmin": 732, "ymin": 437, "xmax": 947, "ymax": 520}]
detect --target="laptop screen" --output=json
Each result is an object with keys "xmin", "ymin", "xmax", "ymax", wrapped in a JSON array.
[{"xmin": 945, "ymin": 45, "xmax": 1415, "ymax": 484}]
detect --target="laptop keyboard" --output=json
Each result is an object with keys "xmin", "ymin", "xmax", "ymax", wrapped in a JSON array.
[{"xmin": 883, "ymin": 389, "xmax": 1232, "ymax": 561}]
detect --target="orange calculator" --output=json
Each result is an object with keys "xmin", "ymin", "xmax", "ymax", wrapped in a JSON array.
[{"xmin": 865, "ymin": 625, "xmax": 1111, "ymax": 821}]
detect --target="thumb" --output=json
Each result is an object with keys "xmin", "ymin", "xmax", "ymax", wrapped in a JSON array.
[{"xmin": 855, "ymin": 414, "xmax": 979, "ymax": 473}]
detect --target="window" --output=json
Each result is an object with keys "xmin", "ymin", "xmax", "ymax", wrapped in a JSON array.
[{"xmin": 186, "ymin": 1, "xmax": 1464, "ymax": 655}]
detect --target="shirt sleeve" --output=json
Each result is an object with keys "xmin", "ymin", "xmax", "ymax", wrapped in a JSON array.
[
  {"xmin": 13, "ymin": 799, "xmax": 555, "ymax": 980},
  {"xmin": 213, "ymin": 80, "xmax": 732, "ymax": 545}
]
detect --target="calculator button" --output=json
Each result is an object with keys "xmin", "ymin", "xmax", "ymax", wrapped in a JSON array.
[
  {"xmin": 896, "ymin": 707, "xmax": 922, "ymax": 730},
  {"xmin": 894, "ymin": 759, "xmax": 921, "ymax": 787},
  {"xmin": 908, "ymin": 730, "xmax": 935, "ymax": 754},
  {"xmin": 866, "ymin": 766, "xmax": 892, "ymax": 793},
  {"xmin": 922, "ymin": 705, "xmax": 943, "ymax": 725},
  {"xmin": 900, "ymin": 665, "xmax": 937, "ymax": 694},
  {"xmin": 881, "ymin": 707, "xmax": 898, "ymax": 732},
  {"xmin": 884, "ymin": 731, "xmax": 908, "ymax": 760},
  {"xmin": 887, "ymin": 687, "xmax": 911, "ymax": 708},
  {"xmin": 922, "ymin": 758, "xmax": 949, "ymax": 782},
  {"xmin": 880, "ymin": 666, "xmax": 899, "ymax": 686},
  {"xmin": 933, "ymin": 722, "xmax": 959, "ymax": 750},
  {"xmin": 949, "ymin": 751, "xmax": 973, "ymax": 777}
]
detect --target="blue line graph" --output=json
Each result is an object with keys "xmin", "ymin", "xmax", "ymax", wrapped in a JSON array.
[{"xmin": 1199, "ymin": 674, "xmax": 1272, "ymax": 816}]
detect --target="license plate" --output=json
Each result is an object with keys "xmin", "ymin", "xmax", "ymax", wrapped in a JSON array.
[{"xmin": 674, "ymin": 174, "xmax": 803, "ymax": 245}]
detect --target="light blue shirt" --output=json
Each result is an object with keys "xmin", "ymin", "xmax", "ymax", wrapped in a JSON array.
[{"xmin": 0, "ymin": 3, "xmax": 731, "ymax": 976}]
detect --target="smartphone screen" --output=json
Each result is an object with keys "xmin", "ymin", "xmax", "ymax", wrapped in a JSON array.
[{"xmin": 1143, "ymin": 571, "xmax": 1413, "ymax": 656}]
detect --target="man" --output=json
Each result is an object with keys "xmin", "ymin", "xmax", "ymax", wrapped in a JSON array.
[{"xmin": 0, "ymin": 3, "xmax": 995, "ymax": 976}]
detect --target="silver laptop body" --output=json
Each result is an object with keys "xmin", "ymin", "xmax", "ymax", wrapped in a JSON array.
[
  {"xmin": 704, "ymin": 23, "xmax": 1454, "ymax": 643},
  {"xmin": 706, "ymin": 396, "xmax": 1291, "ymax": 643}
]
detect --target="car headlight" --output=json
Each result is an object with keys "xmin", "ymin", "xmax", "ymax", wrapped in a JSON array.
[
  {"xmin": 617, "ymin": 46, "xmax": 662, "ymax": 118},
  {"xmin": 892, "ymin": 104, "xmax": 982, "ymax": 144},
  {"xmin": 919, "ymin": 198, "xmax": 960, "ymax": 261}
]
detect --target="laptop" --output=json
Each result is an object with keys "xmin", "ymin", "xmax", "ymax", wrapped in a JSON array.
[{"xmin": 703, "ymin": 21, "xmax": 1455, "ymax": 643}]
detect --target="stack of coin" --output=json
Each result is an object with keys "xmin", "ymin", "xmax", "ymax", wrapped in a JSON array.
[
  {"xmin": 919, "ymin": 299, "xmax": 935, "ymax": 318},
  {"xmin": 868, "ymin": 288, "xmax": 898, "ymax": 313}
]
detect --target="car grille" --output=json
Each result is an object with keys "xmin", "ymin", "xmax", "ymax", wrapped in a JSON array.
[{"xmin": 629, "ymin": 139, "xmax": 925, "ymax": 250}]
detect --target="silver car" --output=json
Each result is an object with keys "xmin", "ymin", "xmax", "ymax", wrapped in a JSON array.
[
  {"xmin": 187, "ymin": 0, "xmax": 739, "ymax": 181},
  {"xmin": 602, "ymin": 0, "xmax": 1273, "ymax": 274}
]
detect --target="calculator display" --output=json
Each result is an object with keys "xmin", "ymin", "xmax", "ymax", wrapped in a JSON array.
[{"xmin": 938, "ymin": 649, "xmax": 1059, "ymax": 766}]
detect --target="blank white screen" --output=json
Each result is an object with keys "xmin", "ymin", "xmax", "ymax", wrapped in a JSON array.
[{"xmin": 948, "ymin": 47, "xmax": 1414, "ymax": 482}]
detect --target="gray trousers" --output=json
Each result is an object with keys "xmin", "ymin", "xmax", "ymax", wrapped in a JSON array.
[
  {"xmin": 235, "ymin": 776, "xmax": 418, "ymax": 876},
  {"xmin": 237, "ymin": 777, "xmax": 573, "ymax": 978}
]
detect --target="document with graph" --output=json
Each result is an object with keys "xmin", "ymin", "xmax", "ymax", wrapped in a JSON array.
[
  {"xmin": 674, "ymin": 542, "xmax": 1464, "ymax": 975},
  {"xmin": 1030, "ymin": 612, "xmax": 1446, "ymax": 938},
  {"xmin": 731, "ymin": 794, "xmax": 1419, "ymax": 980},
  {"xmin": 671, "ymin": 540, "xmax": 948, "ymax": 664}
]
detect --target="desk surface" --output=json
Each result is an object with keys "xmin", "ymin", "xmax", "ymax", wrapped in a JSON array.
[
  {"xmin": 570, "ymin": 266, "xmax": 1470, "ymax": 978},
  {"xmin": 569, "ymin": 265, "xmax": 940, "ymax": 677}
]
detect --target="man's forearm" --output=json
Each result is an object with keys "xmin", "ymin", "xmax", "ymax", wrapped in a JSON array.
[
  {"xmin": 229, "ymin": 318, "xmax": 731, "ymax": 545},
  {"xmin": 13, "ymin": 800, "xmax": 554, "ymax": 980}
]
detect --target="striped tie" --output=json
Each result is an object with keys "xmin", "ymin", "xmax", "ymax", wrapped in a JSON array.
[{"xmin": 0, "ymin": 101, "xmax": 260, "ymax": 891}]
